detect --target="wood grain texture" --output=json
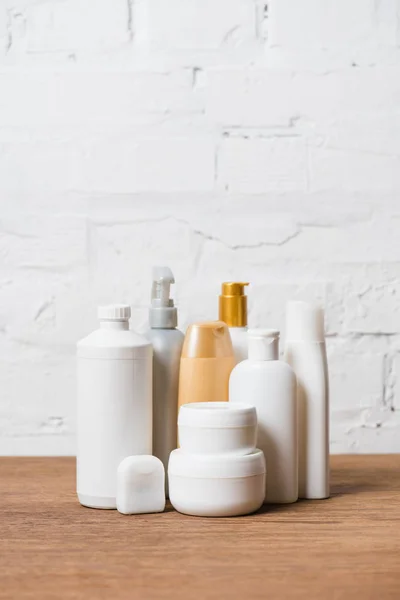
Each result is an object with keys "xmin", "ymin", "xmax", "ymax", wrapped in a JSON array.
[{"xmin": 1, "ymin": 455, "xmax": 400, "ymax": 600}]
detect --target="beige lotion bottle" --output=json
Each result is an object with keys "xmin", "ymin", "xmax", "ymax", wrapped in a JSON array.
[{"xmin": 178, "ymin": 321, "xmax": 235, "ymax": 410}]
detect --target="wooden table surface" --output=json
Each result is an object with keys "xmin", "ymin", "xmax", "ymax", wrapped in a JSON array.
[{"xmin": 1, "ymin": 455, "xmax": 400, "ymax": 600}]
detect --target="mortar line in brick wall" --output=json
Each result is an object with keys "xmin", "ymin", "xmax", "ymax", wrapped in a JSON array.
[
  {"xmin": 127, "ymin": 0, "xmax": 133, "ymax": 41},
  {"xmin": 172, "ymin": 216, "xmax": 302, "ymax": 249},
  {"xmin": 5, "ymin": 9, "xmax": 13, "ymax": 54},
  {"xmin": 382, "ymin": 353, "xmax": 396, "ymax": 410},
  {"xmin": 214, "ymin": 144, "xmax": 219, "ymax": 187},
  {"xmin": 305, "ymin": 138, "xmax": 311, "ymax": 192},
  {"xmin": 324, "ymin": 332, "xmax": 400, "ymax": 340}
]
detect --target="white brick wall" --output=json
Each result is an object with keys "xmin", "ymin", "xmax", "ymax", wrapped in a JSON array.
[{"xmin": 0, "ymin": 0, "xmax": 399, "ymax": 455}]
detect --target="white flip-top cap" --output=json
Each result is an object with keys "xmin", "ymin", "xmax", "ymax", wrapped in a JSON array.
[
  {"xmin": 168, "ymin": 448, "xmax": 266, "ymax": 479},
  {"xmin": 178, "ymin": 402, "xmax": 257, "ymax": 429},
  {"xmin": 286, "ymin": 301, "xmax": 325, "ymax": 342},
  {"xmin": 98, "ymin": 304, "xmax": 131, "ymax": 321},
  {"xmin": 247, "ymin": 329, "xmax": 279, "ymax": 361},
  {"xmin": 117, "ymin": 455, "xmax": 165, "ymax": 515}
]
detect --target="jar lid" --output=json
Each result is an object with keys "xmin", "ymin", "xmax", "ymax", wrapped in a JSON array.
[
  {"xmin": 178, "ymin": 402, "xmax": 257, "ymax": 429},
  {"xmin": 168, "ymin": 448, "xmax": 266, "ymax": 479}
]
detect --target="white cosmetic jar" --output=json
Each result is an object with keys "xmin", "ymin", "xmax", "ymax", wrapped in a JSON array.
[
  {"xmin": 178, "ymin": 402, "xmax": 257, "ymax": 456},
  {"xmin": 168, "ymin": 448, "xmax": 266, "ymax": 517}
]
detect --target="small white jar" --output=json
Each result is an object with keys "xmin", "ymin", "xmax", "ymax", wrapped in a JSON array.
[
  {"xmin": 178, "ymin": 402, "xmax": 257, "ymax": 456},
  {"xmin": 168, "ymin": 448, "xmax": 266, "ymax": 517}
]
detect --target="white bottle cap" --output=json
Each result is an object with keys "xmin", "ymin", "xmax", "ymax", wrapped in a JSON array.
[
  {"xmin": 247, "ymin": 329, "xmax": 279, "ymax": 361},
  {"xmin": 285, "ymin": 301, "xmax": 325, "ymax": 342},
  {"xmin": 150, "ymin": 266, "xmax": 178, "ymax": 329},
  {"xmin": 98, "ymin": 304, "xmax": 131, "ymax": 321},
  {"xmin": 117, "ymin": 455, "xmax": 166, "ymax": 515}
]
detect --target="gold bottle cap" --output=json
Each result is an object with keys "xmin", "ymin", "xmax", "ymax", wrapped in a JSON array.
[
  {"xmin": 181, "ymin": 321, "xmax": 234, "ymax": 359},
  {"xmin": 219, "ymin": 282, "xmax": 249, "ymax": 328}
]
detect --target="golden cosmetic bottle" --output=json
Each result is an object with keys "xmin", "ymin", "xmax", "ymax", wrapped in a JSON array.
[
  {"xmin": 178, "ymin": 321, "xmax": 235, "ymax": 409},
  {"xmin": 219, "ymin": 282, "xmax": 249, "ymax": 363}
]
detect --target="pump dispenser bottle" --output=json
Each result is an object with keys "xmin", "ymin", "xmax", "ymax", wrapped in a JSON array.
[
  {"xmin": 146, "ymin": 267, "xmax": 184, "ymax": 494},
  {"xmin": 284, "ymin": 302, "xmax": 329, "ymax": 500},
  {"xmin": 77, "ymin": 305, "xmax": 152, "ymax": 509},
  {"xmin": 178, "ymin": 321, "xmax": 235, "ymax": 409},
  {"xmin": 230, "ymin": 329, "xmax": 298, "ymax": 504},
  {"xmin": 219, "ymin": 282, "xmax": 249, "ymax": 363}
]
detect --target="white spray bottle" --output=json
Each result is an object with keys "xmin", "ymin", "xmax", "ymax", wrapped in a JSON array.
[{"xmin": 146, "ymin": 267, "xmax": 184, "ymax": 496}]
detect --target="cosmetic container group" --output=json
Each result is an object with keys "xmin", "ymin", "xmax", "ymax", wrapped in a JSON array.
[{"xmin": 76, "ymin": 270, "xmax": 330, "ymax": 517}]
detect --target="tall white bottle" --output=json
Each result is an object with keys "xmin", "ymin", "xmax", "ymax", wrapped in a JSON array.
[
  {"xmin": 77, "ymin": 304, "xmax": 152, "ymax": 509},
  {"xmin": 229, "ymin": 329, "xmax": 298, "ymax": 504},
  {"xmin": 219, "ymin": 282, "xmax": 249, "ymax": 363},
  {"xmin": 146, "ymin": 267, "xmax": 184, "ymax": 496},
  {"xmin": 284, "ymin": 301, "xmax": 329, "ymax": 500}
]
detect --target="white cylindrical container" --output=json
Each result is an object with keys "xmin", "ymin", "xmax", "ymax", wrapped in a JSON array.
[
  {"xmin": 178, "ymin": 402, "xmax": 257, "ymax": 456},
  {"xmin": 77, "ymin": 304, "xmax": 152, "ymax": 509},
  {"xmin": 168, "ymin": 448, "xmax": 266, "ymax": 517},
  {"xmin": 230, "ymin": 329, "xmax": 298, "ymax": 504},
  {"xmin": 284, "ymin": 302, "xmax": 329, "ymax": 500},
  {"xmin": 146, "ymin": 266, "xmax": 184, "ymax": 496}
]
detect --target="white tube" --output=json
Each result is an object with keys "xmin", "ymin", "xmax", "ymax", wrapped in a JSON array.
[{"xmin": 284, "ymin": 301, "xmax": 329, "ymax": 500}]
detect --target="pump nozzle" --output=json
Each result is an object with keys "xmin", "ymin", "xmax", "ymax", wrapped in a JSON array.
[
  {"xmin": 219, "ymin": 281, "xmax": 249, "ymax": 327},
  {"xmin": 151, "ymin": 266, "xmax": 175, "ymax": 308},
  {"xmin": 150, "ymin": 266, "xmax": 178, "ymax": 328}
]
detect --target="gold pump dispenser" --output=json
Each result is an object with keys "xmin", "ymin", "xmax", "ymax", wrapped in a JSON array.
[{"xmin": 219, "ymin": 282, "xmax": 249, "ymax": 328}]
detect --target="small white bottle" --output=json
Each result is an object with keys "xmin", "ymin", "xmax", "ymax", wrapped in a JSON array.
[
  {"xmin": 229, "ymin": 329, "xmax": 298, "ymax": 504},
  {"xmin": 77, "ymin": 304, "xmax": 152, "ymax": 509},
  {"xmin": 284, "ymin": 301, "xmax": 329, "ymax": 500},
  {"xmin": 219, "ymin": 282, "xmax": 249, "ymax": 363},
  {"xmin": 146, "ymin": 267, "xmax": 184, "ymax": 495}
]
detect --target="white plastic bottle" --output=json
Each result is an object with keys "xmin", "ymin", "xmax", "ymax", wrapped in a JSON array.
[
  {"xmin": 146, "ymin": 267, "xmax": 184, "ymax": 495},
  {"xmin": 229, "ymin": 329, "xmax": 298, "ymax": 504},
  {"xmin": 77, "ymin": 304, "xmax": 152, "ymax": 509},
  {"xmin": 219, "ymin": 282, "xmax": 249, "ymax": 363},
  {"xmin": 284, "ymin": 301, "xmax": 329, "ymax": 500}
]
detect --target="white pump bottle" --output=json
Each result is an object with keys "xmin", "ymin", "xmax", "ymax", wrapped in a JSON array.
[
  {"xmin": 284, "ymin": 302, "xmax": 329, "ymax": 500},
  {"xmin": 229, "ymin": 329, "xmax": 298, "ymax": 504},
  {"xmin": 146, "ymin": 267, "xmax": 184, "ymax": 496}
]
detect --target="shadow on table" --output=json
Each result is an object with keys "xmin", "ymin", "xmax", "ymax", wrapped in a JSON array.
[
  {"xmin": 330, "ymin": 461, "xmax": 400, "ymax": 497},
  {"xmin": 254, "ymin": 460, "xmax": 400, "ymax": 511}
]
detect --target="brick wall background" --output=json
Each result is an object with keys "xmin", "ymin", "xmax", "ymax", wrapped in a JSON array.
[{"xmin": 1, "ymin": 0, "xmax": 399, "ymax": 455}]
